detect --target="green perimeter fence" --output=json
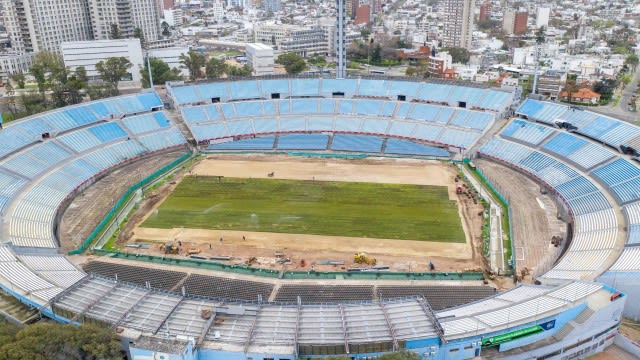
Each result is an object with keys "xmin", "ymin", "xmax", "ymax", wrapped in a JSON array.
[
  {"xmin": 68, "ymin": 150, "xmax": 194, "ymax": 255},
  {"xmin": 91, "ymin": 249, "xmax": 484, "ymax": 281},
  {"xmin": 470, "ymin": 165, "xmax": 515, "ymax": 272}
]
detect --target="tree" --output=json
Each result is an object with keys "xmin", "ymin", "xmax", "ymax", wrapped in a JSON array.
[
  {"xmin": 29, "ymin": 50, "xmax": 65, "ymax": 96},
  {"xmin": 205, "ymin": 57, "xmax": 228, "ymax": 79},
  {"xmin": 276, "ymin": 52, "xmax": 306, "ymax": 74},
  {"xmin": 593, "ymin": 78, "xmax": 619, "ymax": 104},
  {"xmin": 161, "ymin": 21, "xmax": 171, "ymax": 37},
  {"xmin": 140, "ymin": 57, "xmax": 182, "ymax": 88},
  {"xmin": 308, "ymin": 55, "xmax": 327, "ymax": 68},
  {"xmin": 95, "ymin": 57, "xmax": 132, "ymax": 95},
  {"xmin": 179, "ymin": 50, "xmax": 206, "ymax": 80},
  {"xmin": 360, "ymin": 28, "xmax": 371, "ymax": 39},
  {"xmin": 227, "ymin": 64, "xmax": 253, "ymax": 77},
  {"xmin": 625, "ymin": 54, "xmax": 639, "ymax": 70},
  {"xmin": 133, "ymin": 27, "xmax": 145, "ymax": 48},
  {"xmin": 445, "ymin": 47, "xmax": 470, "ymax": 64},
  {"xmin": 535, "ymin": 26, "xmax": 546, "ymax": 44},
  {"xmin": 0, "ymin": 321, "xmax": 122, "ymax": 359},
  {"xmin": 110, "ymin": 24, "xmax": 121, "ymax": 39},
  {"xmin": 11, "ymin": 73, "xmax": 25, "ymax": 89}
]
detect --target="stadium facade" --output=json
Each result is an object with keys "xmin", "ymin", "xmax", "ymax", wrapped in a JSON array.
[{"xmin": 0, "ymin": 78, "xmax": 637, "ymax": 360}]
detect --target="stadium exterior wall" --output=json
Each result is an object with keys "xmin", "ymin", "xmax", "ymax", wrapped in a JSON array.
[
  {"xmin": 126, "ymin": 297, "xmax": 625, "ymax": 360},
  {"xmin": 598, "ymin": 271, "xmax": 640, "ymax": 321}
]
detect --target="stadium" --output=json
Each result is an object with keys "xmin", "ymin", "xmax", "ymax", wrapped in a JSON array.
[{"xmin": 0, "ymin": 77, "xmax": 637, "ymax": 360}]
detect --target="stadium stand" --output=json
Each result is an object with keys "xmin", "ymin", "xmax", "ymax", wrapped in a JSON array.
[
  {"xmin": 478, "ymin": 136, "xmax": 621, "ymax": 281},
  {"xmin": 385, "ymin": 139, "xmax": 449, "ymax": 157},
  {"xmin": 274, "ymin": 285, "xmax": 374, "ymax": 302},
  {"xmin": 181, "ymin": 273, "xmax": 274, "ymax": 301},
  {"xmin": 377, "ymin": 286, "xmax": 497, "ymax": 311},
  {"xmin": 0, "ymin": 82, "xmax": 632, "ymax": 360},
  {"xmin": 82, "ymin": 261, "xmax": 187, "ymax": 291},
  {"xmin": 277, "ymin": 134, "xmax": 329, "ymax": 150},
  {"xmin": 331, "ymin": 134, "xmax": 384, "ymax": 153}
]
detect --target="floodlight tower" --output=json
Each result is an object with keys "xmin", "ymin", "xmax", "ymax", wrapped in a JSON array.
[{"xmin": 336, "ymin": 0, "xmax": 347, "ymax": 78}]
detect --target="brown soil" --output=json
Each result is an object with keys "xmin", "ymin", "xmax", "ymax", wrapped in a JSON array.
[{"xmin": 58, "ymin": 150, "xmax": 187, "ymax": 253}]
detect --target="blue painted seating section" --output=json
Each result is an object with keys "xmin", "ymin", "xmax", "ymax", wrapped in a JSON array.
[
  {"xmin": 451, "ymin": 111, "xmax": 494, "ymax": 130},
  {"xmin": 592, "ymin": 159, "xmax": 640, "ymax": 187},
  {"xmin": 290, "ymin": 79, "xmax": 321, "ymax": 96},
  {"xmin": 0, "ymin": 126, "xmax": 37, "ymax": 159},
  {"xmin": 501, "ymin": 119, "xmax": 554, "ymax": 146},
  {"xmin": 64, "ymin": 107, "xmax": 98, "ymax": 125},
  {"xmin": 277, "ymin": 134, "xmax": 328, "ymax": 150},
  {"xmin": 331, "ymin": 134, "xmax": 384, "ymax": 153},
  {"xmin": 385, "ymin": 139, "xmax": 449, "ymax": 157},
  {"xmin": 438, "ymin": 128, "xmax": 480, "ymax": 149},
  {"xmin": 418, "ymin": 83, "xmax": 453, "ymax": 103},
  {"xmin": 556, "ymin": 177, "xmax": 599, "ymax": 200},
  {"xmin": 88, "ymin": 122, "xmax": 128, "ymax": 142},
  {"xmin": 229, "ymin": 81, "xmax": 261, "ymax": 100},
  {"xmin": 172, "ymin": 86, "xmax": 201, "ymax": 104},
  {"xmin": 197, "ymin": 83, "xmax": 229, "ymax": 101},
  {"xmin": 190, "ymin": 123, "xmax": 229, "ymax": 141},
  {"xmin": 137, "ymin": 129, "xmax": 186, "ymax": 151},
  {"xmin": 235, "ymin": 102, "xmax": 264, "ymax": 117},
  {"xmin": 568, "ymin": 192, "xmax": 612, "ymax": 215},
  {"xmin": 516, "ymin": 99, "xmax": 569, "ymax": 124},
  {"xmin": 0, "ymin": 171, "xmax": 28, "ymax": 214},
  {"xmin": 610, "ymin": 178, "xmax": 640, "ymax": 204},
  {"xmin": 181, "ymin": 107, "xmax": 210, "ymax": 125},
  {"xmin": 136, "ymin": 92, "xmax": 163, "ymax": 109},
  {"xmin": 354, "ymin": 100, "xmax": 382, "ymax": 115},
  {"xmin": 408, "ymin": 104, "xmax": 445, "ymax": 123},
  {"xmin": 123, "ymin": 113, "xmax": 171, "ymax": 135},
  {"xmin": 208, "ymin": 136, "xmax": 276, "ymax": 150},
  {"xmin": 579, "ymin": 116, "xmax": 620, "ymax": 140},
  {"xmin": 0, "ymin": 142, "xmax": 71, "ymax": 179},
  {"xmin": 480, "ymin": 138, "xmax": 611, "ymax": 216},
  {"xmin": 542, "ymin": 132, "xmax": 587, "ymax": 157}
]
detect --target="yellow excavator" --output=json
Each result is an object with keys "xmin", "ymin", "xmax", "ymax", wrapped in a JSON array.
[{"xmin": 354, "ymin": 252, "xmax": 377, "ymax": 266}]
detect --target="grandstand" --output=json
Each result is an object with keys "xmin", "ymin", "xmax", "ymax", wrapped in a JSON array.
[{"xmin": 0, "ymin": 80, "xmax": 635, "ymax": 360}]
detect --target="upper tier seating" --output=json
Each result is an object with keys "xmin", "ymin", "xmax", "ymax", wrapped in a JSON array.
[
  {"xmin": 0, "ymin": 93, "xmax": 163, "ymax": 161},
  {"xmin": 170, "ymin": 79, "xmax": 513, "ymax": 112},
  {"xmin": 517, "ymin": 99, "xmax": 640, "ymax": 151}
]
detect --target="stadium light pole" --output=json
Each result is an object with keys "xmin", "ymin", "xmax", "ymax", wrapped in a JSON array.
[{"xmin": 146, "ymin": 52, "xmax": 154, "ymax": 88}]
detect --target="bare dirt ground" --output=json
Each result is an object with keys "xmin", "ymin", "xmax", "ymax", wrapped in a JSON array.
[
  {"xmin": 122, "ymin": 155, "xmax": 487, "ymax": 273},
  {"xmin": 474, "ymin": 159, "xmax": 567, "ymax": 281},
  {"xmin": 58, "ymin": 150, "xmax": 187, "ymax": 253}
]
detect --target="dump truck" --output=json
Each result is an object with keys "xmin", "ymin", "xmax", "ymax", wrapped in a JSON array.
[{"xmin": 354, "ymin": 252, "xmax": 377, "ymax": 266}]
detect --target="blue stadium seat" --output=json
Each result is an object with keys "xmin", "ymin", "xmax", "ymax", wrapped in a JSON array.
[
  {"xmin": 331, "ymin": 134, "xmax": 383, "ymax": 153},
  {"xmin": 208, "ymin": 136, "xmax": 276, "ymax": 150},
  {"xmin": 277, "ymin": 134, "xmax": 328, "ymax": 150},
  {"xmin": 385, "ymin": 139, "xmax": 449, "ymax": 157}
]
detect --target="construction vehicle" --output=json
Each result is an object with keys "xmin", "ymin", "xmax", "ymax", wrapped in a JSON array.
[
  {"xmin": 354, "ymin": 252, "xmax": 377, "ymax": 266},
  {"xmin": 187, "ymin": 248, "xmax": 201, "ymax": 255},
  {"xmin": 163, "ymin": 242, "xmax": 179, "ymax": 254}
]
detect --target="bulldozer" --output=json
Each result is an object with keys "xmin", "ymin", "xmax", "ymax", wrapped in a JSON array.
[
  {"xmin": 354, "ymin": 252, "xmax": 377, "ymax": 266},
  {"xmin": 163, "ymin": 242, "xmax": 179, "ymax": 254}
]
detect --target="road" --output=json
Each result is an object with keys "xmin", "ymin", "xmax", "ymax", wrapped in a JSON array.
[{"xmin": 594, "ymin": 65, "xmax": 640, "ymax": 123}]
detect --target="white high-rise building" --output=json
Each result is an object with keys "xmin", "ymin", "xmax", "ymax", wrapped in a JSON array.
[
  {"xmin": 246, "ymin": 43, "xmax": 274, "ymax": 76},
  {"xmin": 87, "ymin": 0, "xmax": 161, "ymax": 44},
  {"xmin": 1, "ymin": 0, "xmax": 93, "ymax": 53},
  {"xmin": 536, "ymin": 7, "xmax": 550, "ymax": 29},
  {"xmin": 441, "ymin": 0, "xmax": 474, "ymax": 50},
  {"xmin": 61, "ymin": 38, "xmax": 144, "ymax": 84}
]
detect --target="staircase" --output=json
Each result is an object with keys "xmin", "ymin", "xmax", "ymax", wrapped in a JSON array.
[
  {"xmin": 164, "ymin": 109, "xmax": 195, "ymax": 145},
  {"xmin": 553, "ymin": 323, "xmax": 575, "ymax": 340}
]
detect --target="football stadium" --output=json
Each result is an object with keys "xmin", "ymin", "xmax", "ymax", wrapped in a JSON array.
[{"xmin": 0, "ymin": 77, "xmax": 638, "ymax": 360}]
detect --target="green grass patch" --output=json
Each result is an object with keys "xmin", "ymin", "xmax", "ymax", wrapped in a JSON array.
[{"xmin": 142, "ymin": 176, "xmax": 465, "ymax": 242}]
